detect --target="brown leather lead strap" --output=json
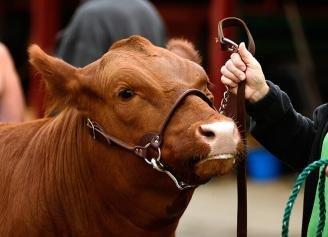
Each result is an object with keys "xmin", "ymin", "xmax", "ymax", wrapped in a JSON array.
[
  {"xmin": 218, "ymin": 17, "xmax": 256, "ymax": 55},
  {"xmin": 236, "ymin": 81, "xmax": 247, "ymax": 237},
  {"xmin": 217, "ymin": 17, "xmax": 256, "ymax": 237}
]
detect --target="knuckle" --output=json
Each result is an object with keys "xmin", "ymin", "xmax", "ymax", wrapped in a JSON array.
[
  {"xmin": 226, "ymin": 60, "xmax": 233, "ymax": 68},
  {"xmin": 232, "ymin": 53, "xmax": 240, "ymax": 62},
  {"xmin": 220, "ymin": 66, "xmax": 225, "ymax": 74},
  {"xmin": 231, "ymin": 53, "xmax": 238, "ymax": 60},
  {"xmin": 222, "ymin": 76, "xmax": 233, "ymax": 85},
  {"xmin": 220, "ymin": 75, "xmax": 227, "ymax": 83}
]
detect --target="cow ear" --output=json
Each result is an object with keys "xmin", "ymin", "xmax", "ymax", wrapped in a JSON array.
[
  {"xmin": 166, "ymin": 39, "xmax": 202, "ymax": 64},
  {"xmin": 29, "ymin": 44, "xmax": 80, "ymax": 97},
  {"xmin": 29, "ymin": 44, "xmax": 98, "ymax": 112}
]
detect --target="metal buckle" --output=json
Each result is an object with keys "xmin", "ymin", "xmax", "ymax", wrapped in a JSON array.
[
  {"xmin": 143, "ymin": 146, "xmax": 161, "ymax": 165},
  {"xmin": 143, "ymin": 147, "xmax": 195, "ymax": 190},
  {"xmin": 86, "ymin": 118, "xmax": 97, "ymax": 139},
  {"xmin": 150, "ymin": 158, "xmax": 195, "ymax": 190},
  {"xmin": 221, "ymin": 37, "xmax": 239, "ymax": 53}
]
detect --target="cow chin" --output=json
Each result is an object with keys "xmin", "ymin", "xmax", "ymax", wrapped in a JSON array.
[{"xmin": 193, "ymin": 158, "xmax": 235, "ymax": 183}]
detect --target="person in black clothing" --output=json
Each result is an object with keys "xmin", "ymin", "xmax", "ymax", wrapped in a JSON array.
[
  {"xmin": 56, "ymin": 0, "xmax": 166, "ymax": 67},
  {"xmin": 220, "ymin": 42, "xmax": 328, "ymax": 237}
]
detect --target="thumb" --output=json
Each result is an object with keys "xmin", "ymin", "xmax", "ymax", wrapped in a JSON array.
[{"xmin": 238, "ymin": 42, "xmax": 255, "ymax": 65}]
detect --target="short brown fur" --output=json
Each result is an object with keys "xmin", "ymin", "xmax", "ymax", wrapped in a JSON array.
[{"xmin": 0, "ymin": 36, "xmax": 239, "ymax": 236}]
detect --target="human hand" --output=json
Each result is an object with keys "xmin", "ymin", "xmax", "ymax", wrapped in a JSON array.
[
  {"xmin": 326, "ymin": 166, "xmax": 328, "ymax": 177},
  {"xmin": 220, "ymin": 42, "xmax": 269, "ymax": 103}
]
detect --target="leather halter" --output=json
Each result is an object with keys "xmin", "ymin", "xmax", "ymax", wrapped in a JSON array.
[
  {"xmin": 87, "ymin": 89, "xmax": 214, "ymax": 190},
  {"xmin": 218, "ymin": 17, "xmax": 256, "ymax": 237}
]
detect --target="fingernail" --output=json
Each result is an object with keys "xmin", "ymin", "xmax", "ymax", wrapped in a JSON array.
[{"xmin": 239, "ymin": 74, "xmax": 245, "ymax": 80}]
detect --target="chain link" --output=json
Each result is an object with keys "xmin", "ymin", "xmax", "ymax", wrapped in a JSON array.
[{"xmin": 218, "ymin": 86, "xmax": 231, "ymax": 114}]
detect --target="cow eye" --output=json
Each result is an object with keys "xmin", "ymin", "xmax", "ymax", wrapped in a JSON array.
[{"xmin": 118, "ymin": 88, "xmax": 135, "ymax": 100}]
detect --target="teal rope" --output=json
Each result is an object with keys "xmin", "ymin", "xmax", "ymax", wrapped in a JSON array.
[
  {"xmin": 282, "ymin": 159, "xmax": 328, "ymax": 237},
  {"xmin": 316, "ymin": 166, "xmax": 326, "ymax": 237}
]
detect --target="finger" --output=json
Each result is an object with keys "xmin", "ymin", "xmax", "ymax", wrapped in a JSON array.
[
  {"xmin": 220, "ymin": 66, "xmax": 242, "ymax": 83},
  {"xmin": 325, "ymin": 166, "xmax": 328, "ymax": 177},
  {"xmin": 225, "ymin": 60, "xmax": 246, "ymax": 81},
  {"xmin": 238, "ymin": 42, "xmax": 256, "ymax": 65},
  {"xmin": 224, "ymin": 83, "xmax": 238, "ymax": 95},
  {"xmin": 229, "ymin": 86, "xmax": 238, "ymax": 95},
  {"xmin": 221, "ymin": 75, "xmax": 238, "ymax": 88},
  {"xmin": 231, "ymin": 53, "xmax": 246, "ymax": 71}
]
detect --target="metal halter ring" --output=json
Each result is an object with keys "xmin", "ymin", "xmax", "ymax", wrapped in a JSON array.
[{"xmin": 144, "ymin": 147, "xmax": 161, "ymax": 165}]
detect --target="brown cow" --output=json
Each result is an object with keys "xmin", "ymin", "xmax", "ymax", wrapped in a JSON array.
[{"xmin": 0, "ymin": 36, "xmax": 241, "ymax": 237}]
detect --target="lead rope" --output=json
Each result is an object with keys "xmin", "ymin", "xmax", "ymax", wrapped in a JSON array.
[
  {"xmin": 282, "ymin": 159, "xmax": 328, "ymax": 237},
  {"xmin": 217, "ymin": 17, "xmax": 256, "ymax": 237}
]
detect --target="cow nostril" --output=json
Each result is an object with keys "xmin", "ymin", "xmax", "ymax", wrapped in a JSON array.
[
  {"xmin": 199, "ymin": 126, "xmax": 216, "ymax": 139},
  {"xmin": 202, "ymin": 130, "xmax": 215, "ymax": 138}
]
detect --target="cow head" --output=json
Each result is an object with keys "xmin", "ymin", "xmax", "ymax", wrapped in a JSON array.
[{"xmin": 29, "ymin": 36, "xmax": 241, "ymax": 188}]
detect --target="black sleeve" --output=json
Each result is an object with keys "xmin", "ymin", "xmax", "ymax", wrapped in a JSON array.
[{"xmin": 246, "ymin": 81, "xmax": 315, "ymax": 171}]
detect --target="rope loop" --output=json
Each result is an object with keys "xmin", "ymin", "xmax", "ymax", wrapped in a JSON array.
[{"xmin": 282, "ymin": 159, "xmax": 328, "ymax": 237}]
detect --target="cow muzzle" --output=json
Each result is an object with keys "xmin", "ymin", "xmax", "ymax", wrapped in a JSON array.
[{"xmin": 194, "ymin": 120, "xmax": 241, "ymax": 178}]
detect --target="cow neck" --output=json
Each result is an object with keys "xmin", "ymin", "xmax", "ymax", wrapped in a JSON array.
[
  {"xmin": 45, "ymin": 108, "xmax": 193, "ymax": 236},
  {"xmin": 36, "ymin": 109, "xmax": 99, "ymax": 234},
  {"xmin": 89, "ymin": 133, "xmax": 195, "ymax": 236},
  {"xmin": 86, "ymin": 88, "xmax": 214, "ymax": 190}
]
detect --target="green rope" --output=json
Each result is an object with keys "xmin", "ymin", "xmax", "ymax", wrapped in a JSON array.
[
  {"xmin": 316, "ymin": 166, "xmax": 326, "ymax": 237},
  {"xmin": 282, "ymin": 159, "xmax": 328, "ymax": 237}
]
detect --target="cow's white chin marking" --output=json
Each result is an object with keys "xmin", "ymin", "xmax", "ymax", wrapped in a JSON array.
[{"xmin": 197, "ymin": 153, "xmax": 236, "ymax": 165}]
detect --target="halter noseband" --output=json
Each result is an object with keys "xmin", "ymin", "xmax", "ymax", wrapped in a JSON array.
[{"xmin": 86, "ymin": 88, "xmax": 214, "ymax": 190}]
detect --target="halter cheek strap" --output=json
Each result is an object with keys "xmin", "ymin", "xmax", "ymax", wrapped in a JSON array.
[{"xmin": 86, "ymin": 89, "xmax": 214, "ymax": 190}]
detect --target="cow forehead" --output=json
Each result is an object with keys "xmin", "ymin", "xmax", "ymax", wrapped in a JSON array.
[{"xmin": 100, "ymin": 39, "xmax": 208, "ymax": 87}]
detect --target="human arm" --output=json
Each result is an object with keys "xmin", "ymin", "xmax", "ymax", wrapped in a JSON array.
[
  {"xmin": 0, "ymin": 43, "xmax": 25, "ymax": 122},
  {"xmin": 220, "ymin": 43, "xmax": 317, "ymax": 171}
]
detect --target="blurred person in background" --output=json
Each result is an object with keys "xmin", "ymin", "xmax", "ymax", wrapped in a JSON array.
[
  {"xmin": 0, "ymin": 43, "xmax": 25, "ymax": 122},
  {"xmin": 220, "ymin": 42, "xmax": 328, "ymax": 237},
  {"xmin": 56, "ymin": 0, "xmax": 166, "ymax": 67}
]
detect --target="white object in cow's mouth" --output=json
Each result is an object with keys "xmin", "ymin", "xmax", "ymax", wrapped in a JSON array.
[{"xmin": 197, "ymin": 153, "xmax": 236, "ymax": 165}]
